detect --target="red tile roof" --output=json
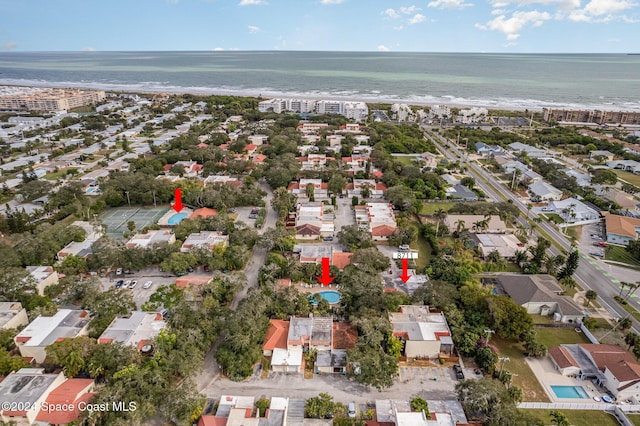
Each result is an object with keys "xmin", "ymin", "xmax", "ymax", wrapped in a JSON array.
[
  {"xmin": 332, "ymin": 252, "xmax": 353, "ymax": 269},
  {"xmin": 198, "ymin": 416, "xmax": 228, "ymax": 426},
  {"xmin": 36, "ymin": 379, "xmax": 95, "ymax": 425},
  {"xmin": 243, "ymin": 143, "xmax": 257, "ymax": 151},
  {"xmin": 288, "ymin": 182, "xmax": 300, "ymax": 191},
  {"xmin": 375, "ymin": 183, "xmax": 388, "ymax": 191},
  {"xmin": 263, "ymin": 320, "xmax": 289, "ymax": 351},
  {"xmin": 371, "ymin": 224, "xmax": 396, "ymax": 236},
  {"xmin": 580, "ymin": 344, "xmax": 640, "ymax": 383},
  {"xmin": 252, "ymin": 154, "xmax": 268, "ymax": 164},
  {"xmin": 549, "ymin": 346, "xmax": 579, "ymax": 369},
  {"xmin": 295, "ymin": 224, "xmax": 321, "ymax": 236}
]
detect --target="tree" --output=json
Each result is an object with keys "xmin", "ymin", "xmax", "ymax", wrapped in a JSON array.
[
  {"xmin": 550, "ymin": 410, "xmax": 570, "ymax": 426},
  {"xmin": 46, "ymin": 336, "xmax": 97, "ymax": 377},
  {"xmin": 487, "ymin": 296, "xmax": 534, "ymax": 341},
  {"xmin": 475, "ymin": 347, "xmax": 498, "ymax": 374},
  {"xmin": 270, "ymin": 187, "xmax": 297, "ymax": 219},
  {"xmin": 58, "ymin": 254, "xmax": 89, "ymax": 276},
  {"xmin": 328, "ymin": 174, "xmax": 347, "ymax": 196},
  {"xmin": 455, "ymin": 378, "xmax": 520, "ymax": 425},
  {"xmin": 160, "ymin": 252, "xmax": 197, "ymax": 275},
  {"xmin": 386, "ymin": 334, "xmax": 403, "ymax": 358},
  {"xmin": 557, "ymin": 249, "xmax": 579, "ymax": 280},
  {"xmin": 433, "ymin": 208, "xmax": 447, "ymax": 236},
  {"xmin": 305, "ymin": 183, "xmax": 315, "ymax": 201},
  {"xmin": 410, "ymin": 397, "xmax": 429, "ymax": 416},
  {"xmin": 460, "ymin": 176, "xmax": 475, "ymax": 189},
  {"xmin": 347, "ymin": 344, "xmax": 398, "ymax": 391},
  {"xmin": 256, "ymin": 398, "xmax": 270, "ymax": 417},
  {"xmin": 337, "ymin": 225, "xmax": 375, "ymax": 250},
  {"xmin": 591, "ymin": 169, "xmax": 618, "ymax": 185},
  {"xmin": 625, "ymin": 332, "xmax": 640, "ymax": 350},
  {"xmin": 384, "ymin": 185, "xmax": 417, "ymax": 212},
  {"xmin": 350, "ymin": 247, "xmax": 390, "ymax": 272},
  {"xmin": 585, "ymin": 290, "xmax": 598, "ymax": 307},
  {"xmin": 619, "ymin": 317, "xmax": 633, "ymax": 331},
  {"xmin": 305, "ymin": 393, "xmax": 336, "ymax": 418}
]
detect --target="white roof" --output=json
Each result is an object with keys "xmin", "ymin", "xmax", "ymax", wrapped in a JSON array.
[
  {"xmin": 16, "ymin": 309, "xmax": 89, "ymax": 347},
  {"xmin": 271, "ymin": 347, "xmax": 303, "ymax": 367}
]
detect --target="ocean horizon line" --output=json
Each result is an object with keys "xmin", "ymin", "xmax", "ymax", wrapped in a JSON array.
[{"xmin": 0, "ymin": 50, "xmax": 637, "ymax": 55}]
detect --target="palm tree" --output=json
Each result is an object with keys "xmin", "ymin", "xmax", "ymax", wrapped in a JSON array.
[
  {"xmin": 455, "ymin": 220, "xmax": 466, "ymax": 234},
  {"xmin": 433, "ymin": 208, "xmax": 447, "ymax": 237},
  {"xmin": 514, "ymin": 250, "xmax": 528, "ymax": 268},
  {"xmin": 550, "ymin": 410, "xmax": 570, "ymax": 426},
  {"xmin": 625, "ymin": 332, "xmax": 640, "ymax": 350},
  {"xmin": 623, "ymin": 282, "xmax": 640, "ymax": 301},
  {"xmin": 585, "ymin": 290, "xmax": 598, "ymax": 307}
]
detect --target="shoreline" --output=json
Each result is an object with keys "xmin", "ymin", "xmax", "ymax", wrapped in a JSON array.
[{"xmin": 2, "ymin": 79, "xmax": 640, "ymax": 113}]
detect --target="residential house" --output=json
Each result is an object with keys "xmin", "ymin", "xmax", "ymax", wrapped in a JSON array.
[
  {"xmin": 98, "ymin": 311, "xmax": 166, "ymax": 351},
  {"xmin": 469, "ymin": 234, "xmax": 523, "ymax": 259},
  {"xmin": 602, "ymin": 212, "xmax": 640, "ymax": 245},
  {"xmin": 295, "ymin": 244, "xmax": 332, "ymax": 264},
  {"xmin": 457, "ymin": 107, "xmax": 488, "ymax": 124},
  {"xmin": 389, "ymin": 305, "xmax": 454, "ymax": 359},
  {"xmin": 126, "ymin": 230, "xmax": 176, "ymax": 249},
  {"xmin": 528, "ymin": 181, "xmax": 563, "ymax": 201},
  {"xmin": 375, "ymin": 399, "xmax": 470, "ymax": 426},
  {"xmin": 355, "ymin": 202, "xmax": 397, "ymax": 240},
  {"xmin": 546, "ymin": 198, "xmax": 600, "ymax": 223},
  {"xmin": 262, "ymin": 316, "xmax": 356, "ymax": 374},
  {"xmin": 589, "ymin": 150, "xmax": 615, "ymax": 162},
  {"xmin": 248, "ymin": 134, "xmax": 268, "ymax": 145},
  {"xmin": 331, "ymin": 252, "xmax": 353, "ymax": 269},
  {"xmin": 56, "ymin": 220, "xmax": 103, "ymax": 260},
  {"xmin": 565, "ymin": 169, "xmax": 592, "ymax": 187},
  {"xmin": 549, "ymin": 344, "xmax": 640, "ymax": 401},
  {"xmin": 444, "ymin": 214, "xmax": 508, "ymax": 234},
  {"xmin": 14, "ymin": 309, "xmax": 91, "ymax": 363},
  {"xmin": 25, "ymin": 266, "xmax": 59, "ymax": 296},
  {"xmin": 0, "ymin": 302, "xmax": 29, "ymax": 330},
  {"xmin": 326, "ymin": 134, "xmax": 344, "ymax": 146},
  {"xmin": 603, "ymin": 190, "xmax": 640, "ymax": 212},
  {"xmin": 0, "ymin": 369, "xmax": 94, "ymax": 425},
  {"xmin": 203, "ymin": 175, "xmax": 241, "ymax": 187},
  {"xmin": 181, "ymin": 231, "xmax": 229, "ymax": 252},
  {"xmin": 420, "ymin": 152, "xmax": 439, "ymax": 169},
  {"xmin": 294, "ymin": 202, "xmax": 334, "ymax": 238},
  {"xmin": 288, "ymin": 178, "xmax": 329, "ymax": 199},
  {"xmin": 606, "ymin": 160, "xmax": 640, "ymax": 174},
  {"xmin": 488, "ymin": 274, "xmax": 584, "ymax": 323},
  {"xmin": 446, "ymin": 184, "xmax": 478, "ymax": 201},
  {"xmin": 475, "ymin": 142, "xmax": 505, "ymax": 157},
  {"xmin": 345, "ymin": 179, "xmax": 387, "ymax": 199},
  {"xmin": 508, "ymin": 142, "xmax": 547, "ymax": 158},
  {"xmin": 198, "ymin": 396, "xmax": 288, "ymax": 426}
]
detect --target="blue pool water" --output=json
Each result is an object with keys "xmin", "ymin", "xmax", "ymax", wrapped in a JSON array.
[
  {"xmin": 551, "ymin": 385, "xmax": 589, "ymax": 399},
  {"xmin": 167, "ymin": 213, "xmax": 188, "ymax": 225},
  {"xmin": 310, "ymin": 291, "xmax": 341, "ymax": 305}
]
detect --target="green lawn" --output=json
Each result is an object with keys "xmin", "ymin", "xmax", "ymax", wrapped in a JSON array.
[
  {"xmin": 544, "ymin": 213, "xmax": 564, "ymax": 224},
  {"xmin": 605, "ymin": 245, "xmax": 640, "ymax": 268},
  {"xmin": 614, "ymin": 170, "xmax": 640, "ymax": 187},
  {"xmin": 520, "ymin": 409, "xmax": 620, "ymax": 426},
  {"xmin": 421, "ymin": 201, "xmax": 456, "ymax": 214},
  {"xmin": 492, "ymin": 337, "xmax": 550, "ymax": 402},
  {"xmin": 392, "ymin": 155, "xmax": 419, "ymax": 166},
  {"xmin": 412, "ymin": 232, "xmax": 433, "ymax": 271},
  {"xmin": 627, "ymin": 413, "xmax": 640, "ymax": 426},
  {"xmin": 43, "ymin": 170, "xmax": 68, "ymax": 181},
  {"xmin": 535, "ymin": 327, "xmax": 591, "ymax": 348}
]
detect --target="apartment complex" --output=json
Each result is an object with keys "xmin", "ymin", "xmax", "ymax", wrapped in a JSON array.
[
  {"xmin": 543, "ymin": 108, "xmax": 640, "ymax": 125},
  {"xmin": 354, "ymin": 202, "xmax": 397, "ymax": 240},
  {"xmin": 389, "ymin": 305, "xmax": 454, "ymax": 359},
  {"xmin": 0, "ymin": 87, "xmax": 106, "ymax": 112},
  {"xmin": 258, "ymin": 98, "xmax": 369, "ymax": 122},
  {"xmin": 98, "ymin": 311, "xmax": 166, "ymax": 350}
]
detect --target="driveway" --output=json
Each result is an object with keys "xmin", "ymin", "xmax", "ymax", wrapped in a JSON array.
[{"xmin": 334, "ymin": 197, "xmax": 355, "ymax": 233}]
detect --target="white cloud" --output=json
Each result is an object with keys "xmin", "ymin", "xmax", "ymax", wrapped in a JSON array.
[
  {"xmin": 384, "ymin": 8, "xmax": 400, "ymax": 18},
  {"xmin": 488, "ymin": 0, "xmax": 580, "ymax": 9},
  {"xmin": 408, "ymin": 13, "xmax": 427, "ymax": 24},
  {"xmin": 239, "ymin": 0, "xmax": 266, "ymax": 5},
  {"xmin": 81, "ymin": 47, "xmax": 96, "ymax": 52},
  {"xmin": 0, "ymin": 41, "xmax": 17, "ymax": 50},
  {"xmin": 320, "ymin": 0, "xmax": 345, "ymax": 4},
  {"xmin": 213, "ymin": 47, "xmax": 225, "ymax": 51},
  {"xmin": 377, "ymin": 44, "xmax": 391, "ymax": 51},
  {"xmin": 492, "ymin": 8, "xmax": 507, "ymax": 14},
  {"xmin": 248, "ymin": 25, "xmax": 261, "ymax": 33},
  {"xmin": 568, "ymin": 0, "xmax": 637, "ymax": 22},
  {"xmin": 400, "ymin": 5, "xmax": 421, "ymax": 14},
  {"xmin": 428, "ymin": 0, "xmax": 473, "ymax": 9},
  {"xmin": 477, "ymin": 10, "xmax": 551, "ymax": 38},
  {"xmin": 393, "ymin": 25, "xmax": 405, "ymax": 30}
]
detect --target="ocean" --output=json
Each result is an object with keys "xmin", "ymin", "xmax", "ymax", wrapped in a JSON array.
[{"xmin": 0, "ymin": 51, "xmax": 639, "ymax": 111}]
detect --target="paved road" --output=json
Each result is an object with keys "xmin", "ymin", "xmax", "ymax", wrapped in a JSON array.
[
  {"xmin": 423, "ymin": 126, "xmax": 639, "ymax": 333},
  {"xmin": 196, "ymin": 180, "xmax": 278, "ymax": 391}
]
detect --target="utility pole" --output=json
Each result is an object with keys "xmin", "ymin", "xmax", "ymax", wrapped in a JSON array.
[{"xmin": 125, "ymin": 191, "xmax": 131, "ymax": 207}]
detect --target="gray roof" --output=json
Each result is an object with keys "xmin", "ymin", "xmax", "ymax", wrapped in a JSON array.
[
  {"xmin": 450, "ymin": 184, "xmax": 478, "ymax": 200},
  {"xmin": 494, "ymin": 274, "xmax": 563, "ymax": 305},
  {"xmin": 0, "ymin": 369, "xmax": 59, "ymax": 407}
]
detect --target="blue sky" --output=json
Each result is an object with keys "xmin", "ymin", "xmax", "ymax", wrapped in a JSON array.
[{"xmin": 0, "ymin": 0, "xmax": 638, "ymax": 52}]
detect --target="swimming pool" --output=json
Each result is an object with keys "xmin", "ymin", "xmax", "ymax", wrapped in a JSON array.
[
  {"xmin": 310, "ymin": 291, "xmax": 341, "ymax": 305},
  {"xmin": 551, "ymin": 385, "xmax": 589, "ymax": 399},
  {"xmin": 167, "ymin": 213, "xmax": 188, "ymax": 225}
]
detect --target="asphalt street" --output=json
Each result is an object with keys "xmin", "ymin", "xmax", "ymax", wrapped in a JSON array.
[{"xmin": 423, "ymin": 126, "xmax": 640, "ymax": 333}]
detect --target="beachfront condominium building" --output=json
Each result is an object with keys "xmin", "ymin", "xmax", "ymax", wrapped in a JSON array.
[
  {"xmin": 0, "ymin": 87, "xmax": 106, "ymax": 112},
  {"xmin": 543, "ymin": 108, "xmax": 640, "ymax": 125},
  {"xmin": 259, "ymin": 98, "xmax": 369, "ymax": 122}
]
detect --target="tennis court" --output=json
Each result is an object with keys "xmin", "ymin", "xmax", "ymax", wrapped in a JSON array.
[{"xmin": 100, "ymin": 206, "xmax": 168, "ymax": 239}]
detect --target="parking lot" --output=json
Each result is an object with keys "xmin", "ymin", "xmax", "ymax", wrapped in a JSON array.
[
  {"xmin": 579, "ymin": 221, "xmax": 606, "ymax": 258},
  {"xmin": 100, "ymin": 266, "xmax": 199, "ymax": 308},
  {"xmin": 233, "ymin": 206, "xmax": 261, "ymax": 226}
]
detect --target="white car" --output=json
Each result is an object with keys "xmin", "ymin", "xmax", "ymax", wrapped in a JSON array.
[
  {"xmin": 123, "ymin": 280, "xmax": 132, "ymax": 288},
  {"xmin": 129, "ymin": 280, "xmax": 137, "ymax": 289},
  {"xmin": 143, "ymin": 280, "xmax": 153, "ymax": 289}
]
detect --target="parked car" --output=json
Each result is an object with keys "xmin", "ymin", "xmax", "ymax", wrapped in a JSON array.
[
  {"xmin": 143, "ymin": 280, "xmax": 153, "ymax": 289},
  {"xmin": 115, "ymin": 268, "xmax": 123, "ymax": 276},
  {"xmin": 123, "ymin": 280, "xmax": 132, "ymax": 289},
  {"xmin": 453, "ymin": 364, "xmax": 464, "ymax": 380},
  {"xmin": 323, "ymin": 236, "xmax": 334, "ymax": 241},
  {"xmin": 348, "ymin": 402, "xmax": 356, "ymax": 418},
  {"xmin": 186, "ymin": 266, "xmax": 194, "ymax": 273},
  {"xmin": 204, "ymin": 265, "xmax": 210, "ymax": 272},
  {"xmin": 115, "ymin": 280, "xmax": 124, "ymax": 288},
  {"xmin": 590, "ymin": 251, "xmax": 604, "ymax": 257},
  {"xmin": 129, "ymin": 280, "xmax": 137, "ymax": 289},
  {"xmin": 398, "ymin": 245, "xmax": 410, "ymax": 251}
]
